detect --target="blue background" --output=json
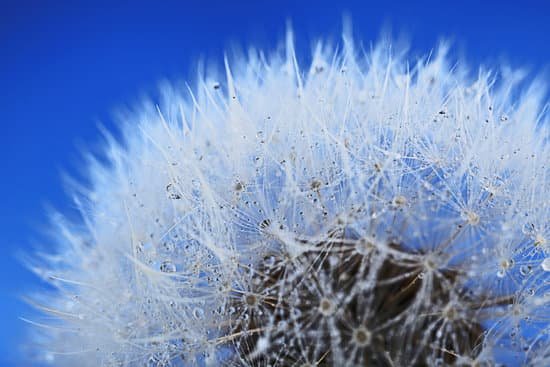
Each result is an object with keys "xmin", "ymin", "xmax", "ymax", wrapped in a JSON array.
[{"xmin": 1, "ymin": 0, "xmax": 548, "ymax": 365}]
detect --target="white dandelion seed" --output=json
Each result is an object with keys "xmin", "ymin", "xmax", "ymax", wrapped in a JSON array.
[{"xmin": 25, "ymin": 26, "xmax": 549, "ymax": 367}]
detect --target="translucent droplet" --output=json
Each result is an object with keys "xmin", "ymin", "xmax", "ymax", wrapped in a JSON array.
[
  {"xmin": 166, "ymin": 183, "xmax": 181, "ymax": 200},
  {"xmin": 259, "ymin": 219, "xmax": 271, "ymax": 229},
  {"xmin": 255, "ymin": 336, "xmax": 269, "ymax": 353},
  {"xmin": 519, "ymin": 265, "xmax": 532, "ymax": 276},
  {"xmin": 541, "ymin": 258, "xmax": 550, "ymax": 272},
  {"xmin": 160, "ymin": 260, "xmax": 176, "ymax": 273},
  {"xmin": 234, "ymin": 181, "xmax": 244, "ymax": 192},
  {"xmin": 522, "ymin": 222, "xmax": 535, "ymax": 235},
  {"xmin": 193, "ymin": 307, "xmax": 205, "ymax": 319}
]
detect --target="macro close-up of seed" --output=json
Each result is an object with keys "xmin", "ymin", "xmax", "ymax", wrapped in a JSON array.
[{"xmin": 2, "ymin": 2, "xmax": 548, "ymax": 367}]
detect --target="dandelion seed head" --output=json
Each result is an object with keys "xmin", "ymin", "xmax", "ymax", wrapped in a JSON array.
[{"xmin": 26, "ymin": 26, "xmax": 549, "ymax": 366}]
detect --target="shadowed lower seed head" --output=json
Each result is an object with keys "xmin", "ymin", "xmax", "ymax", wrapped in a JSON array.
[{"xmin": 229, "ymin": 229, "xmax": 506, "ymax": 366}]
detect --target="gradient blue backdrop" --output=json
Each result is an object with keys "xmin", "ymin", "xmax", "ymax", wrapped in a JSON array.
[{"xmin": 1, "ymin": 0, "xmax": 548, "ymax": 365}]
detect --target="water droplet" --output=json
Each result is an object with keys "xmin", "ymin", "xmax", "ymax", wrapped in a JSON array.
[
  {"xmin": 264, "ymin": 255, "xmax": 276, "ymax": 267},
  {"xmin": 499, "ymin": 259, "xmax": 513, "ymax": 272},
  {"xmin": 259, "ymin": 219, "xmax": 271, "ymax": 229},
  {"xmin": 160, "ymin": 261, "xmax": 176, "ymax": 273},
  {"xmin": 193, "ymin": 307, "xmax": 205, "ymax": 319},
  {"xmin": 255, "ymin": 336, "xmax": 269, "ymax": 353},
  {"xmin": 519, "ymin": 265, "xmax": 532, "ymax": 276},
  {"xmin": 166, "ymin": 183, "xmax": 181, "ymax": 200},
  {"xmin": 541, "ymin": 258, "xmax": 550, "ymax": 272},
  {"xmin": 522, "ymin": 222, "xmax": 535, "ymax": 235},
  {"xmin": 234, "ymin": 181, "xmax": 244, "ymax": 192}
]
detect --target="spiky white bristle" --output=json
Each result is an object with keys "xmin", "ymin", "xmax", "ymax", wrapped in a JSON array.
[{"xmin": 27, "ymin": 29, "xmax": 549, "ymax": 366}]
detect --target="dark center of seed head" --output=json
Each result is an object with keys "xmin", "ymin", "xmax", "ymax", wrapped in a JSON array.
[{"xmin": 230, "ymin": 230, "xmax": 510, "ymax": 365}]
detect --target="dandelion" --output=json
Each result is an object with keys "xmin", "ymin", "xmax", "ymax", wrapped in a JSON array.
[{"xmin": 25, "ymin": 26, "xmax": 549, "ymax": 366}]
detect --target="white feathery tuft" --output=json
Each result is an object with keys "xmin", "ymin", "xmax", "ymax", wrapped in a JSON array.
[{"xmin": 26, "ymin": 28, "xmax": 549, "ymax": 366}]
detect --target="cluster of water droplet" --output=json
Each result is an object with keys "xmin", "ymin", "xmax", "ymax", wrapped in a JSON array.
[{"xmin": 28, "ymin": 30, "xmax": 548, "ymax": 366}]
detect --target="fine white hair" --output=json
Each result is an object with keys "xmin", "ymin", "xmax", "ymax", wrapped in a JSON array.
[{"xmin": 26, "ymin": 27, "xmax": 549, "ymax": 366}]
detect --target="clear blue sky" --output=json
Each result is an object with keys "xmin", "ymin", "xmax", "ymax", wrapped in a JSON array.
[{"xmin": 1, "ymin": 0, "xmax": 548, "ymax": 365}]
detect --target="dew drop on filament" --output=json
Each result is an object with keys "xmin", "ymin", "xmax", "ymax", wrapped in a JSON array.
[{"xmin": 160, "ymin": 261, "xmax": 176, "ymax": 273}]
